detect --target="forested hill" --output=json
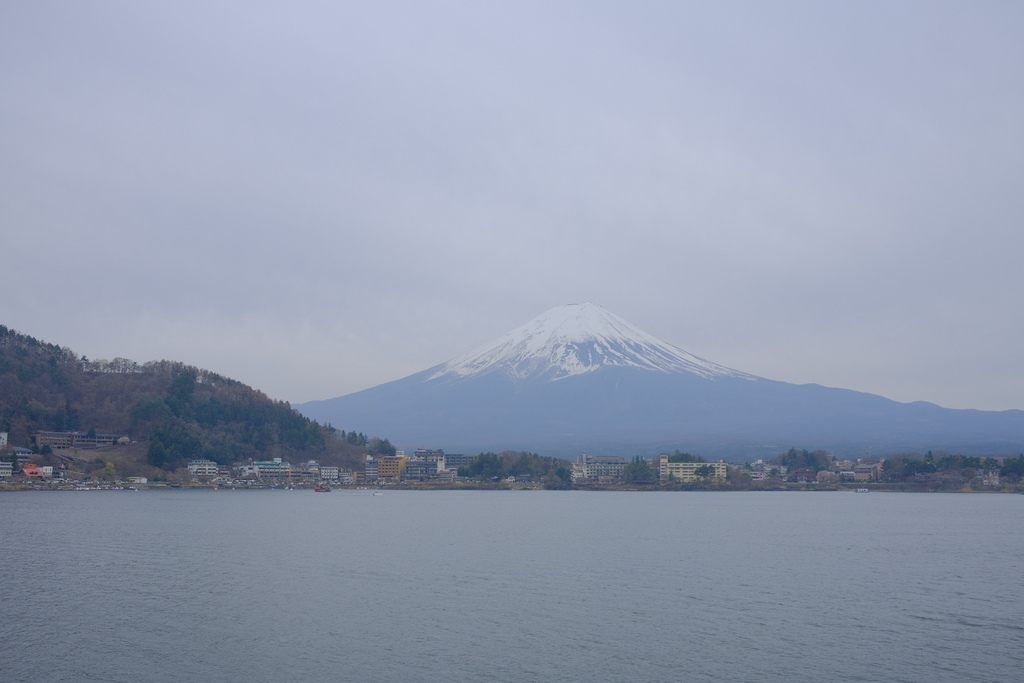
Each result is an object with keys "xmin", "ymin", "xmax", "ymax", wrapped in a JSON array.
[{"xmin": 0, "ymin": 324, "xmax": 376, "ymax": 476}]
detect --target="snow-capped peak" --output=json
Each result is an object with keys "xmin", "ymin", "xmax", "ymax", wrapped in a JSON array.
[{"xmin": 429, "ymin": 303, "xmax": 754, "ymax": 382}]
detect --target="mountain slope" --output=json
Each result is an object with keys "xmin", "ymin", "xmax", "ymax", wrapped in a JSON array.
[
  {"xmin": 0, "ymin": 324, "xmax": 369, "ymax": 477},
  {"xmin": 297, "ymin": 304, "xmax": 1024, "ymax": 459}
]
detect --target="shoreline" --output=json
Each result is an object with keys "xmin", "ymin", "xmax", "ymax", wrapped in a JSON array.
[{"xmin": 2, "ymin": 481, "xmax": 1020, "ymax": 494}]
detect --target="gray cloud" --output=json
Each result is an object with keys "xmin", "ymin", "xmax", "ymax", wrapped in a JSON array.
[{"xmin": 3, "ymin": 1, "xmax": 1023, "ymax": 412}]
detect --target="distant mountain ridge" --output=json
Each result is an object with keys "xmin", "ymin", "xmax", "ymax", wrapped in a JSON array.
[
  {"xmin": 296, "ymin": 304, "xmax": 1024, "ymax": 460},
  {"xmin": 0, "ymin": 324, "xmax": 368, "ymax": 478}
]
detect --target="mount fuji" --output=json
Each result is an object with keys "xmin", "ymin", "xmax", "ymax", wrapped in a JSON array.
[
  {"xmin": 424, "ymin": 303, "xmax": 755, "ymax": 383},
  {"xmin": 296, "ymin": 303, "xmax": 1024, "ymax": 460}
]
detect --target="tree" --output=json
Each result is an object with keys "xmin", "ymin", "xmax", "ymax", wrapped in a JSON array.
[
  {"xmin": 466, "ymin": 452, "xmax": 504, "ymax": 480},
  {"xmin": 772, "ymin": 448, "xmax": 830, "ymax": 472},
  {"xmin": 545, "ymin": 466, "xmax": 573, "ymax": 490},
  {"xmin": 668, "ymin": 451, "xmax": 704, "ymax": 463},
  {"xmin": 102, "ymin": 461, "xmax": 116, "ymax": 481},
  {"xmin": 367, "ymin": 437, "xmax": 396, "ymax": 457},
  {"xmin": 624, "ymin": 457, "xmax": 656, "ymax": 484},
  {"xmin": 1001, "ymin": 455, "xmax": 1024, "ymax": 480},
  {"xmin": 165, "ymin": 368, "xmax": 197, "ymax": 417},
  {"xmin": 147, "ymin": 438, "xmax": 169, "ymax": 469}
]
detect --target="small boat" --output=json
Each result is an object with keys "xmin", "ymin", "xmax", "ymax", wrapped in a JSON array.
[
  {"xmin": 372, "ymin": 491, "xmax": 383, "ymax": 496},
  {"xmin": 314, "ymin": 484, "xmax": 332, "ymax": 492},
  {"xmin": 856, "ymin": 488, "xmax": 869, "ymax": 493}
]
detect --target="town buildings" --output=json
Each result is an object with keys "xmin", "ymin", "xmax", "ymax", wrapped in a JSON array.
[
  {"xmin": 572, "ymin": 454, "xmax": 629, "ymax": 482},
  {"xmin": 443, "ymin": 453, "xmax": 475, "ymax": 470},
  {"xmin": 187, "ymin": 459, "xmax": 219, "ymax": 477},
  {"xmin": 658, "ymin": 455, "xmax": 728, "ymax": 482},
  {"xmin": 402, "ymin": 460, "xmax": 436, "ymax": 481},
  {"xmin": 33, "ymin": 431, "xmax": 127, "ymax": 449},
  {"xmin": 257, "ymin": 459, "xmax": 292, "ymax": 478},
  {"xmin": 359, "ymin": 449, "xmax": 479, "ymax": 483},
  {"xmin": 854, "ymin": 462, "xmax": 883, "ymax": 481}
]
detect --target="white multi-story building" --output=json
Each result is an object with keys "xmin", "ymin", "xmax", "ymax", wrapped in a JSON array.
[
  {"xmin": 320, "ymin": 466, "xmax": 340, "ymax": 481},
  {"xmin": 576, "ymin": 454, "xmax": 629, "ymax": 480},
  {"xmin": 187, "ymin": 459, "xmax": 220, "ymax": 477},
  {"xmin": 253, "ymin": 458, "xmax": 292, "ymax": 479}
]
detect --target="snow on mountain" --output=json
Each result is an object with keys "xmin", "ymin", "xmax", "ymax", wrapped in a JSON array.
[{"xmin": 428, "ymin": 302, "xmax": 755, "ymax": 382}]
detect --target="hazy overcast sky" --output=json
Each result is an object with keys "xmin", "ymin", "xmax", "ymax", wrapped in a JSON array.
[{"xmin": 3, "ymin": 1, "xmax": 1022, "ymax": 411}]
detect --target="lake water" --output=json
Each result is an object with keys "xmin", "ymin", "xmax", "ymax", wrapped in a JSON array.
[{"xmin": 1, "ymin": 489, "xmax": 1021, "ymax": 682}]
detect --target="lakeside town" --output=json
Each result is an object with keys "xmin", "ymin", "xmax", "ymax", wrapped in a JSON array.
[{"xmin": 3, "ymin": 429, "xmax": 1023, "ymax": 493}]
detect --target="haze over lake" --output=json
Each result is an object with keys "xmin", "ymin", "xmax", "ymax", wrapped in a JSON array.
[{"xmin": 3, "ymin": 490, "xmax": 1021, "ymax": 682}]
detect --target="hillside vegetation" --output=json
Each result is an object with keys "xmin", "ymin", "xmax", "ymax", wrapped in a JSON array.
[{"xmin": 0, "ymin": 325, "xmax": 375, "ymax": 477}]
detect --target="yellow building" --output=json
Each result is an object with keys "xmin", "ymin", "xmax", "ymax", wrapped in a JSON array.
[
  {"xmin": 658, "ymin": 455, "xmax": 727, "ymax": 482},
  {"xmin": 376, "ymin": 455, "xmax": 406, "ymax": 480}
]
